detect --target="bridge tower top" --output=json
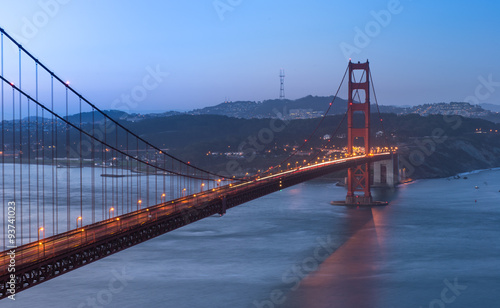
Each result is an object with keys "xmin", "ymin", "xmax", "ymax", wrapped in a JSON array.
[{"xmin": 347, "ymin": 60, "xmax": 370, "ymax": 156}]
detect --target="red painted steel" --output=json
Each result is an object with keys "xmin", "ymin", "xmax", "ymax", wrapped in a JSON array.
[{"xmin": 346, "ymin": 61, "xmax": 372, "ymax": 204}]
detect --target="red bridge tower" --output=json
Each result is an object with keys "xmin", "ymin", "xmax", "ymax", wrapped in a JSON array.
[
  {"xmin": 332, "ymin": 60, "xmax": 389, "ymax": 206},
  {"xmin": 346, "ymin": 60, "xmax": 372, "ymax": 204}
]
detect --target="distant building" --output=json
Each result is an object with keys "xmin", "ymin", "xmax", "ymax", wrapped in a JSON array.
[{"xmin": 410, "ymin": 102, "xmax": 489, "ymax": 118}]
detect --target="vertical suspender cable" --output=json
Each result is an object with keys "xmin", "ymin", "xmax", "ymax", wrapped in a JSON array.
[
  {"xmin": 171, "ymin": 159, "xmax": 174, "ymax": 201},
  {"xmin": 79, "ymin": 98, "xmax": 83, "ymax": 223},
  {"xmin": 38, "ymin": 64, "xmax": 46, "ymax": 238},
  {"xmin": 66, "ymin": 86, "xmax": 70, "ymax": 231},
  {"xmin": 12, "ymin": 87, "xmax": 17, "ymax": 246},
  {"xmin": 18, "ymin": 48, "xmax": 23, "ymax": 245},
  {"xmin": 117, "ymin": 125, "xmax": 122, "ymax": 214},
  {"xmin": 12, "ymin": 88, "xmax": 16, "ymax": 225},
  {"xmin": 369, "ymin": 70, "xmax": 390, "ymax": 147},
  {"xmin": 101, "ymin": 124, "xmax": 104, "ymax": 220},
  {"xmin": 115, "ymin": 122, "xmax": 118, "ymax": 214},
  {"xmin": 304, "ymin": 70, "xmax": 364, "ymax": 166},
  {"xmin": 126, "ymin": 132, "xmax": 129, "ymax": 213},
  {"xmin": 121, "ymin": 149, "xmax": 124, "ymax": 215},
  {"xmin": 91, "ymin": 107, "xmax": 95, "ymax": 223},
  {"xmin": 35, "ymin": 96, "xmax": 39, "ymax": 235},
  {"xmin": 136, "ymin": 136, "xmax": 139, "ymax": 208},
  {"xmin": 51, "ymin": 76, "xmax": 56, "ymax": 235},
  {"xmin": 104, "ymin": 117, "xmax": 107, "ymax": 217},
  {"xmin": 121, "ymin": 132, "xmax": 124, "ymax": 215},
  {"xmin": 146, "ymin": 146, "xmax": 149, "ymax": 207},
  {"xmin": 163, "ymin": 150, "xmax": 166, "ymax": 202},
  {"xmin": 53, "ymin": 76, "xmax": 58, "ymax": 234},
  {"xmin": 110, "ymin": 122, "xmax": 115, "ymax": 214},
  {"xmin": 27, "ymin": 97, "xmax": 31, "ymax": 241},
  {"xmin": 155, "ymin": 149, "xmax": 157, "ymax": 206},
  {"xmin": 113, "ymin": 123, "xmax": 116, "ymax": 213}
]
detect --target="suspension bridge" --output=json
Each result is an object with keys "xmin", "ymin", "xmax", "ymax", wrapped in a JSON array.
[{"xmin": 0, "ymin": 27, "xmax": 398, "ymax": 299}]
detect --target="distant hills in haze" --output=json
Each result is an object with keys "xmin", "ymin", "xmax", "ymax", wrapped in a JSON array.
[
  {"xmin": 179, "ymin": 96, "xmax": 500, "ymax": 123},
  {"xmin": 188, "ymin": 96, "xmax": 349, "ymax": 119},
  {"xmin": 14, "ymin": 95, "xmax": 500, "ymax": 123},
  {"xmin": 186, "ymin": 96, "xmax": 418, "ymax": 119}
]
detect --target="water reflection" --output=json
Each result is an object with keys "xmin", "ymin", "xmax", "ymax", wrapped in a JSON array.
[{"xmin": 284, "ymin": 204, "xmax": 389, "ymax": 308}]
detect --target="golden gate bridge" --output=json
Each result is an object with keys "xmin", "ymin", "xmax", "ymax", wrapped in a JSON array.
[{"xmin": 0, "ymin": 26, "xmax": 397, "ymax": 299}]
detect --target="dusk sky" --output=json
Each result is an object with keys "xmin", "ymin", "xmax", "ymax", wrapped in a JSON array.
[{"xmin": 1, "ymin": 1, "xmax": 499, "ymax": 112}]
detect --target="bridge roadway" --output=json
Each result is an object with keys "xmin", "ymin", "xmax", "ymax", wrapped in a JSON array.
[{"xmin": 0, "ymin": 153, "xmax": 393, "ymax": 299}]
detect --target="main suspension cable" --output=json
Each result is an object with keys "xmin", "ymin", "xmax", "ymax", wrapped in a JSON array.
[{"xmin": 0, "ymin": 27, "xmax": 240, "ymax": 181}]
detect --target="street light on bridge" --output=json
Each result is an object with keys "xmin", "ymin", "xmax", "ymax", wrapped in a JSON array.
[
  {"xmin": 76, "ymin": 216, "xmax": 82, "ymax": 229},
  {"xmin": 38, "ymin": 227, "xmax": 45, "ymax": 244},
  {"xmin": 109, "ymin": 207, "xmax": 115, "ymax": 219},
  {"xmin": 137, "ymin": 200, "xmax": 142, "ymax": 211},
  {"xmin": 161, "ymin": 193, "xmax": 166, "ymax": 203},
  {"xmin": 38, "ymin": 227, "xmax": 45, "ymax": 256}
]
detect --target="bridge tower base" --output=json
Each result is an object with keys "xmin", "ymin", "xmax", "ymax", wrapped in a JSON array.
[
  {"xmin": 373, "ymin": 154, "xmax": 400, "ymax": 188},
  {"xmin": 332, "ymin": 60, "xmax": 388, "ymax": 207}
]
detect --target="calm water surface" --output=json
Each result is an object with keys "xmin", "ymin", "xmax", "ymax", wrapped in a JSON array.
[{"xmin": 4, "ymin": 169, "xmax": 500, "ymax": 308}]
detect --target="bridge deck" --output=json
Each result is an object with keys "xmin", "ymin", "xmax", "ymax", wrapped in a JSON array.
[{"xmin": 0, "ymin": 153, "xmax": 393, "ymax": 299}]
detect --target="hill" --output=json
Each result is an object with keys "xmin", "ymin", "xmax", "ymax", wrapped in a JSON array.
[
  {"xmin": 115, "ymin": 113, "xmax": 500, "ymax": 178},
  {"xmin": 189, "ymin": 96, "xmax": 350, "ymax": 119}
]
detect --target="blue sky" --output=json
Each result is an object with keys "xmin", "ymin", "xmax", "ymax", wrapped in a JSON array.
[{"xmin": 0, "ymin": 0, "xmax": 499, "ymax": 112}]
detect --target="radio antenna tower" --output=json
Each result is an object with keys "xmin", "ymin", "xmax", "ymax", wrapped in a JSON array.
[{"xmin": 279, "ymin": 69, "xmax": 285, "ymax": 99}]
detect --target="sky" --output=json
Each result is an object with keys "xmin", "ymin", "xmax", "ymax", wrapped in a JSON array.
[{"xmin": 0, "ymin": 0, "xmax": 499, "ymax": 113}]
